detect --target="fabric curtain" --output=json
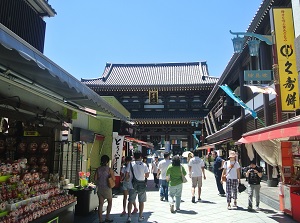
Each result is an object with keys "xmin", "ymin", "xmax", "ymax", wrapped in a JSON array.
[
  {"xmin": 250, "ymin": 140, "xmax": 281, "ymax": 166},
  {"xmin": 245, "ymin": 143, "xmax": 255, "ymax": 161}
]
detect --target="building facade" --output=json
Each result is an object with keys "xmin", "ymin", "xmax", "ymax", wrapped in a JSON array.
[{"xmin": 82, "ymin": 62, "xmax": 219, "ymax": 155}]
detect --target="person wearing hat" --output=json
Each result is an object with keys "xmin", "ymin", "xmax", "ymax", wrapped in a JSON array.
[
  {"xmin": 222, "ymin": 150, "xmax": 241, "ymax": 210},
  {"xmin": 245, "ymin": 159, "xmax": 263, "ymax": 211}
]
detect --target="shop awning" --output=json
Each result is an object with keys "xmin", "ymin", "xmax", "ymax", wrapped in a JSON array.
[
  {"xmin": 238, "ymin": 116, "xmax": 300, "ymax": 144},
  {"xmin": 206, "ymin": 117, "xmax": 242, "ymax": 144},
  {"xmin": 0, "ymin": 24, "xmax": 128, "ymax": 121},
  {"xmin": 197, "ymin": 139, "xmax": 231, "ymax": 150},
  {"xmin": 124, "ymin": 137, "xmax": 154, "ymax": 148}
]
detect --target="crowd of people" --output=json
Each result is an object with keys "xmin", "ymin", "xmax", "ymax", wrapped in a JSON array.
[{"xmin": 94, "ymin": 150, "xmax": 263, "ymax": 222}]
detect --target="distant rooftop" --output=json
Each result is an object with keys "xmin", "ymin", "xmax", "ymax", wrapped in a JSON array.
[{"xmin": 82, "ymin": 61, "xmax": 219, "ymax": 89}]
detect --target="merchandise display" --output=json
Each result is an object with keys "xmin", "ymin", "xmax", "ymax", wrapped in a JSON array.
[{"xmin": 0, "ymin": 161, "xmax": 77, "ymax": 222}]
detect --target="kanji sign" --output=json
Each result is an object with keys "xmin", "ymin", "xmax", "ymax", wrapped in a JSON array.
[
  {"xmin": 149, "ymin": 90, "xmax": 158, "ymax": 104},
  {"xmin": 244, "ymin": 70, "xmax": 272, "ymax": 81},
  {"xmin": 273, "ymin": 8, "xmax": 299, "ymax": 111}
]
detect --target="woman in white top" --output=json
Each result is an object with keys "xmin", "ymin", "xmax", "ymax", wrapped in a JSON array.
[{"xmin": 222, "ymin": 151, "xmax": 241, "ymax": 210}]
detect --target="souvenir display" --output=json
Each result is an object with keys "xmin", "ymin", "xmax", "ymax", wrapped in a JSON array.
[{"xmin": 0, "ymin": 160, "xmax": 76, "ymax": 222}]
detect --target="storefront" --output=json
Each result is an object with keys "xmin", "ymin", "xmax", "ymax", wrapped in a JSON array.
[
  {"xmin": 238, "ymin": 116, "xmax": 300, "ymax": 219},
  {"xmin": 0, "ymin": 23, "xmax": 129, "ymax": 221}
]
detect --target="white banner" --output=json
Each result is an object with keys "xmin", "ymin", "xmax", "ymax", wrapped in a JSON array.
[{"xmin": 111, "ymin": 135, "xmax": 125, "ymax": 176}]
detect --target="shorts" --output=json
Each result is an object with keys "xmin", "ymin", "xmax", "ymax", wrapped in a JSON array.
[
  {"xmin": 192, "ymin": 176, "xmax": 203, "ymax": 188},
  {"xmin": 97, "ymin": 187, "xmax": 112, "ymax": 199},
  {"xmin": 122, "ymin": 181, "xmax": 130, "ymax": 191},
  {"xmin": 128, "ymin": 188, "xmax": 147, "ymax": 203}
]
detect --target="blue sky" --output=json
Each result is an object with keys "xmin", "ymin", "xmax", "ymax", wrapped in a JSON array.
[{"xmin": 44, "ymin": 0, "xmax": 263, "ymax": 80}]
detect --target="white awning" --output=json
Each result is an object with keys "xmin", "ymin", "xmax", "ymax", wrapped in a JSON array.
[{"xmin": 0, "ymin": 24, "xmax": 128, "ymax": 121}]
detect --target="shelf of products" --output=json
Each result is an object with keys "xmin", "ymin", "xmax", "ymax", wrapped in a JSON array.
[{"xmin": 0, "ymin": 163, "xmax": 77, "ymax": 222}]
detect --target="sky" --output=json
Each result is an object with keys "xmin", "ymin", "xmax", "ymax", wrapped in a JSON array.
[{"xmin": 44, "ymin": 0, "xmax": 263, "ymax": 81}]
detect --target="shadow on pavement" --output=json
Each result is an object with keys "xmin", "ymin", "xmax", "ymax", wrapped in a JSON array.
[
  {"xmin": 176, "ymin": 210, "xmax": 198, "ymax": 215},
  {"xmin": 199, "ymin": 200, "xmax": 216, "ymax": 204}
]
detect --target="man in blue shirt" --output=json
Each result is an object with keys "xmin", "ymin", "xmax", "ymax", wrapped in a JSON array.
[{"xmin": 212, "ymin": 151, "xmax": 226, "ymax": 196}]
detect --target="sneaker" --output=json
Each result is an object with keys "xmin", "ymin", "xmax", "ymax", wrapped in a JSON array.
[
  {"xmin": 219, "ymin": 193, "xmax": 226, "ymax": 197},
  {"xmin": 131, "ymin": 208, "xmax": 138, "ymax": 214},
  {"xmin": 192, "ymin": 196, "xmax": 196, "ymax": 203},
  {"xmin": 255, "ymin": 206, "xmax": 261, "ymax": 211},
  {"xmin": 227, "ymin": 206, "xmax": 232, "ymax": 210},
  {"xmin": 120, "ymin": 211, "xmax": 126, "ymax": 217},
  {"xmin": 160, "ymin": 196, "xmax": 164, "ymax": 201},
  {"xmin": 232, "ymin": 204, "xmax": 237, "ymax": 209},
  {"xmin": 138, "ymin": 216, "xmax": 145, "ymax": 222},
  {"xmin": 176, "ymin": 208, "xmax": 180, "ymax": 211},
  {"xmin": 170, "ymin": 204, "xmax": 175, "ymax": 213},
  {"xmin": 198, "ymin": 198, "xmax": 201, "ymax": 201},
  {"xmin": 247, "ymin": 206, "xmax": 253, "ymax": 211},
  {"xmin": 126, "ymin": 217, "xmax": 131, "ymax": 223}
]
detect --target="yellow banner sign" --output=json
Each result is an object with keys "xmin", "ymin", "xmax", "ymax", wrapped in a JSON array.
[{"xmin": 273, "ymin": 8, "xmax": 299, "ymax": 111}]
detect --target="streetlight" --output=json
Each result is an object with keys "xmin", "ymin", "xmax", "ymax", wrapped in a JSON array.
[{"xmin": 230, "ymin": 30, "xmax": 273, "ymax": 56}]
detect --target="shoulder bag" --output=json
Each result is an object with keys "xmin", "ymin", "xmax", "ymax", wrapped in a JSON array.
[
  {"xmin": 107, "ymin": 168, "xmax": 115, "ymax": 188},
  {"xmin": 131, "ymin": 162, "xmax": 146, "ymax": 192},
  {"xmin": 181, "ymin": 165, "xmax": 188, "ymax": 183},
  {"xmin": 221, "ymin": 161, "xmax": 236, "ymax": 182}
]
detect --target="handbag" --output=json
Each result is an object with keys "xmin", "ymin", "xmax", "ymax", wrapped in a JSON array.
[
  {"xmin": 130, "ymin": 162, "xmax": 146, "ymax": 192},
  {"xmin": 181, "ymin": 165, "xmax": 187, "ymax": 183},
  {"xmin": 238, "ymin": 183, "xmax": 247, "ymax": 193},
  {"xmin": 107, "ymin": 168, "xmax": 115, "ymax": 188}
]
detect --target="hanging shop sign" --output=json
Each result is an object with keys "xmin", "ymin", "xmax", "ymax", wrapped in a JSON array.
[
  {"xmin": 272, "ymin": 8, "xmax": 299, "ymax": 111},
  {"xmin": 112, "ymin": 135, "xmax": 125, "ymax": 176},
  {"xmin": 244, "ymin": 70, "xmax": 272, "ymax": 81}
]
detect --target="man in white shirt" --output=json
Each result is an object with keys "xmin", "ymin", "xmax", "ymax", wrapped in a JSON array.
[
  {"xmin": 188, "ymin": 150, "xmax": 206, "ymax": 203},
  {"xmin": 125, "ymin": 151, "xmax": 149, "ymax": 223},
  {"xmin": 157, "ymin": 152, "xmax": 171, "ymax": 201}
]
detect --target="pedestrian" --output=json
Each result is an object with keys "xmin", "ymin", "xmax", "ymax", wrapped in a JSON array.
[
  {"xmin": 187, "ymin": 152, "xmax": 193, "ymax": 163},
  {"xmin": 157, "ymin": 152, "xmax": 172, "ymax": 201},
  {"xmin": 125, "ymin": 151, "xmax": 149, "ymax": 223},
  {"xmin": 246, "ymin": 159, "xmax": 263, "ymax": 211},
  {"xmin": 151, "ymin": 156, "xmax": 159, "ymax": 188},
  {"xmin": 142, "ymin": 156, "xmax": 149, "ymax": 185},
  {"xmin": 188, "ymin": 149, "xmax": 206, "ymax": 203},
  {"xmin": 166, "ymin": 155, "xmax": 187, "ymax": 213},
  {"xmin": 94, "ymin": 155, "xmax": 115, "ymax": 223},
  {"xmin": 222, "ymin": 150, "xmax": 241, "ymax": 210},
  {"xmin": 120, "ymin": 156, "xmax": 138, "ymax": 217},
  {"xmin": 211, "ymin": 151, "xmax": 226, "ymax": 197}
]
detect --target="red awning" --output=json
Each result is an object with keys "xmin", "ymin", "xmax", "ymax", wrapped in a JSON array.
[
  {"xmin": 238, "ymin": 116, "xmax": 300, "ymax": 143},
  {"xmin": 124, "ymin": 137, "xmax": 154, "ymax": 148}
]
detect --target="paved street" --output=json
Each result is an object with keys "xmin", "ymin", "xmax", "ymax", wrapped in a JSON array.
[{"xmin": 75, "ymin": 164, "xmax": 297, "ymax": 223}]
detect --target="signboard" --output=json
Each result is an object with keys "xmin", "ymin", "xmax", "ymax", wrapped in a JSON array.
[
  {"xmin": 244, "ymin": 70, "xmax": 272, "ymax": 81},
  {"xmin": 149, "ymin": 90, "xmax": 158, "ymax": 104},
  {"xmin": 273, "ymin": 8, "xmax": 299, "ymax": 111},
  {"xmin": 112, "ymin": 135, "xmax": 125, "ymax": 176}
]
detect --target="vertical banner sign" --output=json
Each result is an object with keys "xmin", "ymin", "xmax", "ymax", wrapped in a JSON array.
[
  {"xmin": 273, "ymin": 8, "xmax": 299, "ymax": 111},
  {"xmin": 112, "ymin": 135, "xmax": 125, "ymax": 176}
]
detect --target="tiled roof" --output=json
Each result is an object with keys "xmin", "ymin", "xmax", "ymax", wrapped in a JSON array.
[{"xmin": 81, "ymin": 62, "xmax": 219, "ymax": 88}]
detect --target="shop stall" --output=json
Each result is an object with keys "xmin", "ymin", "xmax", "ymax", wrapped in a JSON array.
[{"xmin": 278, "ymin": 141, "xmax": 300, "ymax": 219}]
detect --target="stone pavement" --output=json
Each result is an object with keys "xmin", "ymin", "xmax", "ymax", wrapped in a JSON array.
[{"xmin": 75, "ymin": 164, "xmax": 296, "ymax": 223}]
